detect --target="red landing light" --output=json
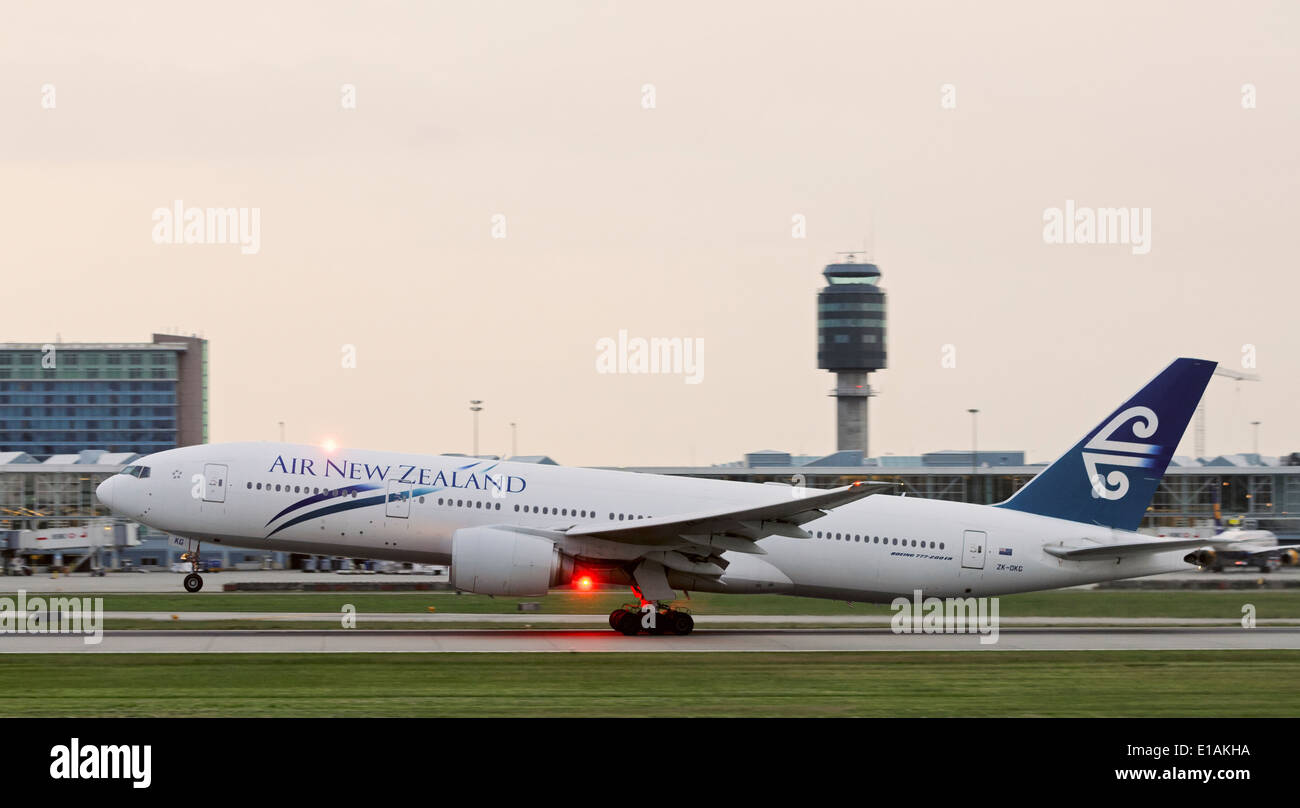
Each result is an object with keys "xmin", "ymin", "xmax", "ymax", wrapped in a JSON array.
[{"xmin": 575, "ymin": 575, "xmax": 595, "ymax": 591}]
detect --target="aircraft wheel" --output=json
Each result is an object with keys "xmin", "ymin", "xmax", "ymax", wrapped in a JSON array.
[
  {"xmin": 617, "ymin": 611, "xmax": 641, "ymax": 636},
  {"xmin": 671, "ymin": 612, "xmax": 695, "ymax": 635},
  {"xmin": 608, "ymin": 608, "xmax": 628, "ymax": 630},
  {"xmin": 184, "ymin": 573, "xmax": 204, "ymax": 593}
]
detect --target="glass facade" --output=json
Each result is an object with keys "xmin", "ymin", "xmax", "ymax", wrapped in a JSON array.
[
  {"xmin": 0, "ymin": 468, "xmax": 115, "ymax": 529},
  {"xmin": 0, "ymin": 348, "xmax": 182, "ymax": 458}
]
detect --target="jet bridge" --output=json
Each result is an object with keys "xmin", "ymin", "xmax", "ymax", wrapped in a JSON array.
[{"xmin": 2, "ymin": 521, "xmax": 139, "ymax": 571}]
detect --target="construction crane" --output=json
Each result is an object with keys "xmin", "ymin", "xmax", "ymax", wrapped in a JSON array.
[{"xmin": 1194, "ymin": 367, "xmax": 1261, "ymax": 459}]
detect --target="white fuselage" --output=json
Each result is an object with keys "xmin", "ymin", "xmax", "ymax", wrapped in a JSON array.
[{"xmin": 96, "ymin": 442, "xmax": 1192, "ymax": 602}]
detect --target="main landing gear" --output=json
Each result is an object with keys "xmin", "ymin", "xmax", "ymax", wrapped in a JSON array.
[
  {"xmin": 181, "ymin": 542, "xmax": 204, "ymax": 593},
  {"xmin": 607, "ymin": 589, "xmax": 695, "ymax": 636}
]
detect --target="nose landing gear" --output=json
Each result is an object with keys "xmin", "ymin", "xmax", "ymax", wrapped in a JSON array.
[{"xmin": 180, "ymin": 542, "xmax": 204, "ymax": 593}]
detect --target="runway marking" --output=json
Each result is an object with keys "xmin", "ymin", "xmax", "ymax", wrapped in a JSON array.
[
  {"xmin": 3, "ymin": 627, "xmax": 1299, "ymax": 654},
  {"xmin": 75, "ymin": 611, "xmax": 1300, "ymax": 626}
]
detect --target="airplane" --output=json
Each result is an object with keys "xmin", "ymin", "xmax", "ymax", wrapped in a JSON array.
[
  {"xmin": 97, "ymin": 357, "xmax": 1261, "ymax": 635},
  {"xmin": 1183, "ymin": 528, "xmax": 1300, "ymax": 573}
]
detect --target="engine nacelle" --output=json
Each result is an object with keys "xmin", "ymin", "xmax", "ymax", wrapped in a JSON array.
[
  {"xmin": 1279, "ymin": 549, "xmax": 1299, "ymax": 566},
  {"xmin": 450, "ymin": 527, "xmax": 574, "ymax": 596},
  {"xmin": 1184, "ymin": 548, "xmax": 1217, "ymax": 568}
]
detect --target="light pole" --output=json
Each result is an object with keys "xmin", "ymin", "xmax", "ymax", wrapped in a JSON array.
[
  {"xmin": 1251, "ymin": 420, "xmax": 1261, "ymax": 455},
  {"xmin": 967, "ymin": 408, "xmax": 980, "ymax": 502},
  {"xmin": 510, "ymin": 422, "xmax": 517, "ymax": 458},
  {"xmin": 278, "ymin": 421, "xmax": 285, "ymax": 442},
  {"xmin": 469, "ymin": 400, "xmax": 483, "ymax": 456}
]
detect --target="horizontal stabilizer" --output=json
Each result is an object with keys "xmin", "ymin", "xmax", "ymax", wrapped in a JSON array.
[{"xmin": 1043, "ymin": 536, "xmax": 1214, "ymax": 560}]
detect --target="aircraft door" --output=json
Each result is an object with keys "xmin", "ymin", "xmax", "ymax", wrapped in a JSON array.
[
  {"xmin": 386, "ymin": 480, "xmax": 412, "ymax": 518},
  {"xmin": 961, "ymin": 529, "xmax": 987, "ymax": 570},
  {"xmin": 203, "ymin": 464, "xmax": 228, "ymax": 503}
]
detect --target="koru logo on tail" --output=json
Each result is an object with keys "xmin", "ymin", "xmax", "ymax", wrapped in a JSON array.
[{"xmin": 1082, "ymin": 406, "xmax": 1160, "ymax": 500}]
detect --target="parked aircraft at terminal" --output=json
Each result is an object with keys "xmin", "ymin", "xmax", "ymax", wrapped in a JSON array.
[{"xmin": 96, "ymin": 357, "xmax": 1294, "ymax": 634}]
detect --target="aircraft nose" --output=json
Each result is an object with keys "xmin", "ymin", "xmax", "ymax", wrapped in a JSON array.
[{"xmin": 96, "ymin": 476, "xmax": 117, "ymax": 509}]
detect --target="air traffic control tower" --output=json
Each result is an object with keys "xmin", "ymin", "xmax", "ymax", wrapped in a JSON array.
[{"xmin": 817, "ymin": 257, "xmax": 886, "ymax": 454}]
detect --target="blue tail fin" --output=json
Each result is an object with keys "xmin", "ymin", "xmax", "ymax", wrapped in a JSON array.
[{"xmin": 995, "ymin": 358, "xmax": 1216, "ymax": 530}]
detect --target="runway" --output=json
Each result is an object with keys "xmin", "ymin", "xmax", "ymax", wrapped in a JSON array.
[
  {"xmin": 4, "ymin": 566, "xmax": 1293, "ymax": 594},
  {"xmin": 27, "ymin": 611, "xmax": 1300, "ymax": 626},
  {"xmin": 4, "ymin": 627, "xmax": 1299, "ymax": 653}
]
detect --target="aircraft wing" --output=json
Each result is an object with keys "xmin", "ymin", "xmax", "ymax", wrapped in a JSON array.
[{"xmin": 564, "ymin": 480, "xmax": 890, "ymax": 553}]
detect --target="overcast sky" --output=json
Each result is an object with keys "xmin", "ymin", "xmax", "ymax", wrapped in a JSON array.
[{"xmin": 3, "ymin": 1, "xmax": 1297, "ymax": 466}]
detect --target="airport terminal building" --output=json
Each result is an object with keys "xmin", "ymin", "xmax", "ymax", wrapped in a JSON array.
[
  {"xmin": 0, "ymin": 333, "xmax": 208, "ymax": 460},
  {"xmin": 0, "ymin": 334, "xmax": 242, "ymax": 570}
]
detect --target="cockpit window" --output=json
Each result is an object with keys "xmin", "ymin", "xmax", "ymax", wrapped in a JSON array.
[{"xmin": 118, "ymin": 465, "xmax": 151, "ymax": 479}]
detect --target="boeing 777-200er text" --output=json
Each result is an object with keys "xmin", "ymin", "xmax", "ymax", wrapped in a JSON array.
[{"xmin": 97, "ymin": 358, "xmax": 1289, "ymax": 635}]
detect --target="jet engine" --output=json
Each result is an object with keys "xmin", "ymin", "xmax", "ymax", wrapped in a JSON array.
[
  {"xmin": 1279, "ymin": 548, "xmax": 1299, "ymax": 566},
  {"xmin": 450, "ymin": 527, "xmax": 575, "ymax": 596},
  {"xmin": 1183, "ymin": 548, "xmax": 1217, "ymax": 568}
]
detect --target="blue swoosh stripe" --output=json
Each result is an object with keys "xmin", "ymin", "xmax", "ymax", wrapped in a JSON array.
[
  {"xmin": 267, "ymin": 494, "xmax": 386, "ymax": 537},
  {"xmin": 266, "ymin": 486, "xmax": 441, "ymax": 538},
  {"xmin": 265, "ymin": 484, "xmax": 382, "ymax": 527}
]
